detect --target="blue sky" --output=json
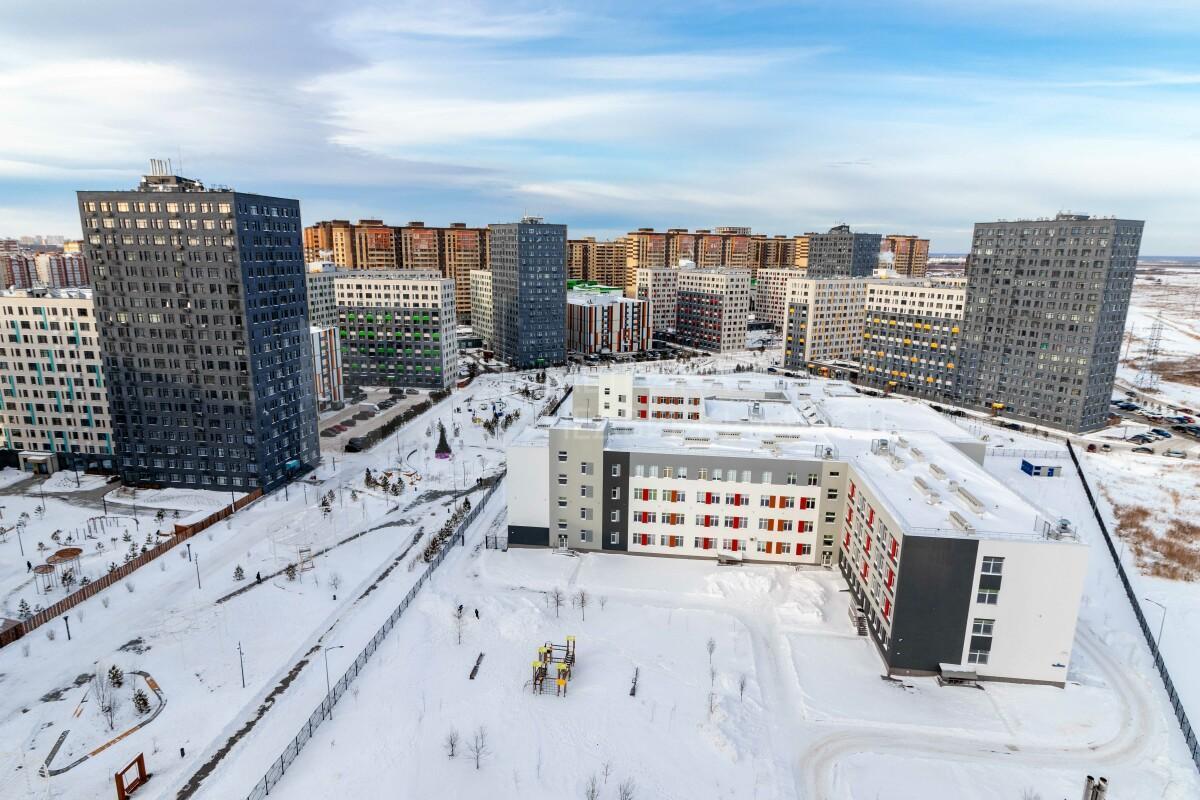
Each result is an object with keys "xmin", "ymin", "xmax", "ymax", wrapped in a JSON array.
[{"xmin": 2, "ymin": 0, "xmax": 1198, "ymax": 253}]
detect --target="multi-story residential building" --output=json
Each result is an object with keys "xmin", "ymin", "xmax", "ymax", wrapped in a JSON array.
[
  {"xmin": 755, "ymin": 235, "xmax": 796, "ymax": 271},
  {"xmin": 666, "ymin": 229, "xmax": 696, "ymax": 268},
  {"xmin": 570, "ymin": 373, "xmax": 814, "ymax": 423},
  {"xmin": 62, "ymin": 240, "xmax": 83, "ymax": 254},
  {"xmin": 441, "ymin": 223, "xmax": 488, "ymax": 322},
  {"xmin": 399, "ymin": 221, "xmax": 442, "ymax": 273},
  {"xmin": 303, "ymin": 219, "xmax": 356, "ymax": 267},
  {"xmin": 625, "ymin": 228, "xmax": 668, "ymax": 278},
  {"xmin": 694, "ymin": 230, "xmax": 725, "ymax": 268},
  {"xmin": 0, "ymin": 288, "xmax": 113, "ymax": 470},
  {"xmin": 959, "ymin": 213, "xmax": 1143, "ymax": 432},
  {"xmin": 881, "ymin": 234, "xmax": 930, "ymax": 278},
  {"xmin": 676, "ymin": 267, "xmax": 750, "ymax": 352},
  {"xmin": 489, "ymin": 217, "xmax": 566, "ymax": 368},
  {"xmin": 783, "ymin": 278, "xmax": 868, "ymax": 367},
  {"xmin": 806, "ymin": 225, "xmax": 882, "ymax": 278},
  {"xmin": 353, "ymin": 219, "xmax": 400, "ymax": 270},
  {"xmin": 37, "ymin": 253, "xmax": 91, "ymax": 288},
  {"xmin": 508, "ymin": 378, "xmax": 1087, "ymax": 686},
  {"xmin": 632, "ymin": 265, "xmax": 678, "ymax": 335},
  {"xmin": 754, "ymin": 267, "xmax": 804, "ymax": 330},
  {"xmin": 309, "ymin": 325, "xmax": 343, "ymax": 410},
  {"xmin": 858, "ymin": 278, "xmax": 966, "ymax": 400},
  {"xmin": 79, "ymin": 169, "xmax": 318, "ymax": 491},
  {"xmin": 305, "ymin": 262, "xmax": 339, "ymax": 327},
  {"xmin": 566, "ymin": 285, "xmax": 650, "ymax": 355},
  {"xmin": 469, "ymin": 269, "xmax": 493, "ymax": 348},
  {"xmin": 2, "ymin": 254, "xmax": 40, "ymax": 289},
  {"xmin": 334, "ymin": 270, "xmax": 456, "ymax": 390},
  {"xmin": 793, "ymin": 235, "xmax": 811, "ymax": 269},
  {"xmin": 568, "ymin": 238, "xmax": 627, "ymax": 288}
]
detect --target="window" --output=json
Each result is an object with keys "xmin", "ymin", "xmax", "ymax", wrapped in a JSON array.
[
  {"xmin": 967, "ymin": 648, "xmax": 990, "ymax": 665},
  {"xmin": 611, "ymin": 487, "xmax": 620, "ymax": 500},
  {"xmin": 981, "ymin": 556, "xmax": 1004, "ymax": 575},
  {"xmin": 825, "ymin": 488, "xmax": 838, "ymax": 500},
  {"xmin": 762, "ymin": 471, "xmax": 772, "ymax": 483},
  {"xmin": 580, "ymin": 530, "xmax": 594, "ymax": 543},
  {"xmin": 972, "ymin": 618, "xmax": 995, "ymax": 637},
  {"xmin": 557, "ymin": 450, "xmax": 567, "ymax": 462},
  {"xmin": 579, "ymin": 508, "xmax": 593, "ymax": 520},
  {"xmin": 558, "ymin": 474, "xmax": 567, "ymax": 486},
  {"xmin": 824, "ymin": 512, "xmax": 836, "ymax": 523},
  {"xmin": 611, "ymin": 464, "xmax": 621, "ymax": 477},
  {"xmin": 557, "ymin": 520, "xmax": 568, "ymax": 530},
  {"xmin": 677, "ymin": 467, "xmax": 688, "ymax": 479},
  {"xmin": 580, "ymin": 462, "xmax": 593, "ymax": 475},
  {"xmin": 610, "ymin": 532, "xmax": 619, "ymax": 545},
  {"xmin": 697, "ymin": 468, "xmax": 708, "ymax": 480},
  {"xmin": 635, "ymin": 464, "xmax": 645, "ymax": 478},
  {"xmin": 663, "ymin": 467, "xmax": 673, "ymax": 479},
  {"xmin": 713, "ymin": 468, "xmax": 723, "ymax": 481},
  {"xmin": 976, "ymin": 588, "xmax": 999, "ymax": 605},
  {"xmin": 800, "ymin": 544, "xmax": 812, "ymax": 556},
  {"xmin": 610, "ymin": 510, "xmax": 620, "ymax": 522},
  {"xmin": 741, "ymin": 470, "xmax": 752, "ymax": 483},
  {"xmin": 786, "ymin": 472, "xmax": 798, "ymax": 485},
  {"xmin": 557, "ymin": 498, "xmax": 567, "ymax": 508}
]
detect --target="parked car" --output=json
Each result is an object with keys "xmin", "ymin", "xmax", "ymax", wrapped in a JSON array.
[
  {"xmin": 406, "ymin": 388, "xmax": 420, "ymax": 395},
  {"xmin": 1101, "ymin": 444, "xmax": 1112, "ymax": 451},
  {"xmin": 1132, "ymin": 446, "xmax": 1155, "ymax": 454},
  {"xmin": 1163, "ymin": 449, "xmax": 1187, "ymax": 459},
  {"xmin": 1128, "ymin": 434, "xmax": 1154, "ymax": 444},
  {"xmin": 1150, "ymin": 428, "xmax": 1173, "ymax": 438},
  {"xmin": 345, "ymin": 436, "xmax": 370, "ymax": 453}
]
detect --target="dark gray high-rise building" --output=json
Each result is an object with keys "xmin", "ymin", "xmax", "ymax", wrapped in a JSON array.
[
  {"xmin": 488, "ymin": 217, "xmax": 566, "ymax": 368},
  {"xmin": 805, "ymin": 225, "xmax": 882, "ymax": 278},
  {"xmin": 79, "ymin": 168, "xmax": 319, "ymax": 492},
  {"xmin": 958, "ymin": 213, "xmax": 1143, "ymax": 432}
]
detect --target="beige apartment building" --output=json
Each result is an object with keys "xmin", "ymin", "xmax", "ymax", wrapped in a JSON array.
[
  {"xmin": 783, "ymin": 278, "xmax": 869, "ymax": 367},
  {"xmin": 794, "ymin": 235, "xmax": 811, "ymax": 269},
  {"xmin": 303, "ymin": 219, "xmax": 356, "ymax": 267},
  {"xmin": 632, "ymin": 266, "xmax": 679, "ymax": 334},
  {"xmin": 568, "ymin": 238, "xmax": 627, "ymax": 288},
  {"xmin": 881, "ymin": 234, "xmax": 931, "ymax": 277},
  {"xmin": 676, "ymin": 267, "xmax": 751, "ymax": 352},
  {"xmin": 441, "ymin": 223, "xmax": 489, "ymax": 322},
  {"xmin": 859, "ymin": 277, "xmax": 966, "ymax": 399},
  {"xmin": 469, "ymin": 269, "xmax": 494, "ymax": 348},
  {"xmin": 399, "ymin": 222, "xmax": 442, "ymax": 273},
  {"xmin": 0, "ymin": 288, "xmax": 112, "ymax": 468},
  {"xmin": 353, "ymin": 220, "xmax": 400, "ymax": 270},
  {"xmin": 755, "ymin": 267, "xmax": 805, "ymax": 330}
]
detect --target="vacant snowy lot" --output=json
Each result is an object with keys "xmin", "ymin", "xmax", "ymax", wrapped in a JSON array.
[{"xmin": 267, "ymin": 536, "xmax": 1198, "ymax": 800}]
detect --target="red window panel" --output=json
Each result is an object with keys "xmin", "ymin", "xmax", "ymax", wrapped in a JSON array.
[
  {"xmin": 867, "ymin": 507, "xmax": 875, "ymax": 526},
  {"xmin": 843, "ymin": 530, "xmax": 851, "ymax": 547},
  {"xmin": 849, "ymin": 481, "xmax": 856, "ymax": 498},
  {"xmin": 733, "ymin": 493, "xmax": 742, "ymax": 506},
  {"xmin": 886, "ymin": 567, "xmax": 895, "ymax": 589},
  {"xmin": 883, "ymin": 598, "xmax": 891, "ymax": 619},
  {"xmin": 768, "ymin": 495, "xmax": 777, "ymax": 508},
  {"xmin": 860, "ymin": 561, "xmax": 869, "ymax": 580},
  {"xmin": 766, "ymin": 519, "xmax": 775, "ymax": 532},
  {"xmin": 702, "ymin": 538, "xmax": 713, "ymax": 550},
  {"xmin": 731, "ymin": 539, "xmax": 739, "ymax": 551},
  {"xmin": 637, "ymin": 395, "xmax": 648, "ymax": 403},
  {"xmin": 846, "ymin": 508, "xmax": 854, "ymax": 525},
  {"xmin": 865, "ymin": 534, "xmax": 872, "ymax": 553},
  {"xmin": 798, "ymin": 497, "xmax": 807, "ymax": 510},
  {"xmin": 889, "ymin": 538, "xmax": 899, "ymax": 560},
  {"xmin": 705, "ymin": 492, "xmax": 714, "ymax": 505}
]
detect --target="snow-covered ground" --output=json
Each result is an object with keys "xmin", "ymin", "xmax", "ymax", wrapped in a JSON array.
[{"xmin": 1120, "ymin": 267, "xmax": 1200, "ymax": 411}]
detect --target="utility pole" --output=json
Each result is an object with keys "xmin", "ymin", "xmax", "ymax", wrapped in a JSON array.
[
  {"xmin": 63, "ymin": 615, "xmax": 71, "ymax": 641},
  {"xmin": 323, "ymin": 645, "xmax": 345, "ymax": 719},
  {"xmin": 1145, "ymin": 597, "xmax": 1167, "ymax": 650},
  {"xmin": 237, "ymin": 641, "xmax": 246, "ymax": 688},
  {"xmin": 195, "ymin": 553, "xmax": 201, "ymax": 590}
]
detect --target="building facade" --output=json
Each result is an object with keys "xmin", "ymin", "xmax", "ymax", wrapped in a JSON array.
[
  {"xmin": 632, "ymin": 266, "xmax": 678, "ymax": 335},
  {"xmin": 489, "ymin": 218, "xmax": 567, "ymax": 368},
  {"xmin": 783, "ymin": 279, "xmax": 868, "ymax": 368},
  {"xmin": 806, "ymin": 225, "xmax": 882, "ymax": 278},
  {"xmin": 566, "ymin": 288, "xmax": 650, "ymax": 355},
  {"xmin": 469, "ymin": 269, "xmax": 493, "ymax": 348},
  {"xmin": 676, "ymin": 267, "xmax": 750, "ymax": 352},
  {"xmin": 2, "ymin": 254, "xmax": 39, "ymax": 289},
  {"xmin": 334, "ymin": 270, "xmax": 456, "ymax": 390},
  {"xmin": 37, "ymin": 253, "xmax": 91, "ymax": 288},
  {"xmin": 440, "ymin": 223, "xmax": 488, "ymax": 323},
  {"xmin": 353, "ymin": 220, "xmax": 400, "ymax": 270},
  {"xmin": 80, "ymin": 170, "xmax": 318, "ymax": 491},
  {"xmin": 305, "ymin": 263, "xmax": 339, "ymax": 327},
  {"xmin": 881, "ymin": 234, "xmax": 930, "ymax": 278},
  {"xmin": 310, "ymin": 325, "xmax": 343, "ymax": 410},
  {"xmin": 958, "ymin": 214, "xmax": 1144, "ymax": 432},
  {"xmin": 0, "ymin": 288, "xmax": 113, "ymax": 465},
  {"xmin": 754, "ymin": 267, "xmax": 803, "ymax": 331},
  {"xmin": 858, "ymin": 278, "xmax": 965, "ymax": 400},
  {"xmin": 303, "ymin": 219, "xmax": 356, "ymax": 267}
]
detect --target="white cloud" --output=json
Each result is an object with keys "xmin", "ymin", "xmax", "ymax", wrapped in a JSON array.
[{"xmin": 334, "ymin": 1, "xmax": 577, "ymax": 41}]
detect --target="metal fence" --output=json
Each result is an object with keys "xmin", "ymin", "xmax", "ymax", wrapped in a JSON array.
[
  {"xmin": 241, "ymin": 477, "xmax": 504, "ymax": 799},
  {"xmin": 984, "ymin": 447, "xmax": 1065, "ymax": 460},
  {"xmin": 1065, "ymin": 441, "xmax": 1200, "ymax": 774}
]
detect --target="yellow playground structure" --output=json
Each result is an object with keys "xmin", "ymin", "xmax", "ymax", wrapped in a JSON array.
[{"xmin": 530, "ymin": 636, "xmax": 577, "ymax": 696}]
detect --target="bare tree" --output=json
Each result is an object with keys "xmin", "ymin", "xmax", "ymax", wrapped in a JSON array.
[
  {"xmin": 548, "ymin": 587, "xmax": 564, "ymax": 618},
  {"xmin": 601, "ymin": 761, "xmax": 613, "ymax": 785},
  {"xmin": 618, "ymin": 778, "xmax": 637, "ymax": 800},
  {"xmin": 329, "ymin": 573, "xmax": 342, "ymax": 594},
  {"xmin": 706, "ymin": 637, "xmax": 716, "ymax": 667},
  {"xmin": 444, "ymin": 728, "xmax": 460, "ymax": 759},
  {"xmin": 93, "ymin": 666, "xmax": 120, "ymax": 731},
  {"xmin": 708, "ymin": 691, "xmax": 716, "ymax": 716},
  {"xmin": 468, "ymin": 726, "xmax": 490, "ymax": 770},
  {"xmin": 454, "ymin": 604, "xmax": 466, "ymax": 645},
  {"xmin": 710, "ymin": 665, "xmax": 716, "ymax": 689},
  {"xmin": 573, "ymin": 589, "xmax": 589, "ymax": 621},
  {"xmin": 584, "ymin": 774, "xmax": 600, "ymax": 800},
  {"xmin": 738, "ymin": 673, "xmax": 747, "ymax": 701}
]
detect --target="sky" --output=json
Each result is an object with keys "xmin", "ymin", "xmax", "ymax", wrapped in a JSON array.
[{"xmin": 1, "ymin": 0, "xmax": 1199, "ymax": 254}]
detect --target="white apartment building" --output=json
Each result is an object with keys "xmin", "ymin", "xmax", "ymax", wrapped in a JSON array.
[
  {"xmin": 0, "ymin": 288, "xmax": 112, "ymax": 470},
  {"xmin": 755, "ymin": 267, "xmax": 804, "ymax": 331},
  {"xmin": 676, "ymin": 267, "xmax": 750, "ymax": 352},
  {"xmin": 469, "ymin": 269, "xmax": 493, "ymax": 348},
  {"xmin": 566, "ymin": 289, "xmax": 650, "ymax": 355},
  {"xmin": 508, "ymin": 374, "xmax": 1086, "ymax": 687},
  {"xmin": 305, "ymin": 262, "xmax": 339, "ymax": 327},
  {"xmin": 334, "ymin": 270, "xmax": 457, "ymax": 390},
  {"xmin": 310, "ymin": 325, "xmax": 343, "ymax": 409},
  {"xmin": 631, "ymin": 266, "xmax": 678, "ymax": 334},
  {"xmin": 783, "ymin": 278, "xmax": 868, "ymax": 368}
]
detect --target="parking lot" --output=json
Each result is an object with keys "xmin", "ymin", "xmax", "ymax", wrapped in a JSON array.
[
  {"xmin": 317, "ymin": 387, "xmax": 427, "ymax": 453},
  {"xmin": 1094, "ymin": 391, "xmax": 1200, "ymax": 459}
]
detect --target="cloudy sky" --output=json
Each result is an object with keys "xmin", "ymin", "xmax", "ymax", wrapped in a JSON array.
[{"xmin": 2, "ymin": 0, "xmax": 1198, "ymax": 253}]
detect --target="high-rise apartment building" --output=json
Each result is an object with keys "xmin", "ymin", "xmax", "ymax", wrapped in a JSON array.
[
  {"xmin": 0, "ymin": 288, "xmax": 112, "ymax": 467},
  {"xmin": 80, "ymin": 169, "xmax": 318, "ymax": 491},
  {"xmin": 632, "ymin": 266, "xmax": 679, "ymax": 335},
  {"xmin": 566, "ymin": 286, "xmax": 650, "ymax": 355},
  {"xmin": 37, "ymin": 253, "xmax": 91, "ymax": 288},
  {"xmin": 399, "ymin": 222, "xmax": 442, "ymax": 273},
  {"xmin": 335, "ymin": 270, "xmax": 456, "ymax": 390},
  {"xmin": 441, "ymin": 223, "xmax": 488, "ymax": 322},
  {"xmin": 858, "ymin": 277, "xmax": 966, "ymax": 399},
  {"xmin": 303, "ymin": 219, "xmax": 356, "ymax": 267},
  {"xmin": 305, "ymin": 262, "xmax": 339, "ymax": 327},
  {"xmin": 806, "ymin": 225, "xmax": 882, "ymax": 278},
  {"xmin": 567, "ymin": 237, "xmax": 627, "ymax": 288},
  {"xmin": 2, "ymin": 254, "xmax": 39, "ymax": 289},
  {"xmin": 754, "ymin": 267, "xmax": 804, "ymax": 331},
  {"xmin": 489, "ymin": 218, "xmax": 567, "ymax": 368},
  {"xmin": 469, "ymin": 269, "xmax": 493, "ymax": 348},
  {"xmin": 958, "ymin": 213, "xmax": 1143, "ymax": 432},
  {"xmin": 625, "ymin": 228, "xmax": 668, "ymax": 280},
  {"xmin": 881, "ymin": 234, "xmax": 930, "ymax": 278},
  {"xmin": 694, "ymin": 230, "xmax": 725, "ymax": 268},
  {"xmin": 666, "ymin": 229, "xmax": 697, "ymax": 268},
  {"xmin": 309, "ymin": 325, "xmax": 343, "ymax": 410},
  {"xmin": 783, "ymin": 279, "xmax": 868, "ymax": 368},
  {"xmin": 676, "ymin": 267, "xmax": 750, "ymax": 352},
  {"xmin": 793, "ymin": 235, "xmax": 811, "ymax": 269},
  {"xmin": 353, "ymin": 220, "xmax": 400, "ymax": 270}
]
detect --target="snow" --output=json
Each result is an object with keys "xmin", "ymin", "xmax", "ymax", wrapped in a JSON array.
[
  {"xmin": 40, "ymin": 470, "xmax": 112, "ymax": 492},
  {"xmin": 0, "ymin": 467, "xmax": 32, "ymax": 489}
]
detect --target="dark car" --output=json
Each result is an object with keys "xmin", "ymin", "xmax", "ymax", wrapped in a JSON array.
[
  {"xmin": 1132, "ymin": 446, "xmax": 1155, "ymax": 454},
  {"xmin": 345, "ymin": 436, "xmax": 370, "ymax": 453}
]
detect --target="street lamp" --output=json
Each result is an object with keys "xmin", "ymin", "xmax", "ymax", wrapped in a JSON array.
[
  {"xmin": 323, "ymin": 645, "xmax": 345, "ymax": 719},
  {"xmin": 1144, "ymin": 597, "xmax": 1167, "ymax": 650}
]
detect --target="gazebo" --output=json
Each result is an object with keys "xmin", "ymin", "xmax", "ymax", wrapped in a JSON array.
[{"xmin": 32, "ymin": 564, "xmax": 56, "ymax": 594}]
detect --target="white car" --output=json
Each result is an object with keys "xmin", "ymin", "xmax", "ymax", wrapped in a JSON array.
[{"xmin": 1163, "ymin": 449, "xmax": 1187, "ymax": 459}]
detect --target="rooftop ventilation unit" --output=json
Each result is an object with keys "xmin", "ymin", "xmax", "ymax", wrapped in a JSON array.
[
  {"xmin": 954, "ymin": 486, "xmax": 985, "ymax": 514},
  {"xmin": 871, "ymin": 438, "xmax": 890, "ymax": 455},
  {"xmin": 948, "ymin": 511, "xmax": 975, "ymax": 533},
  {"xmin": 929, "ymin": 463, "xmax": 947, "ymax": 480},
  {"xmin": 909, "ymin": 447, "xmax": 925, "ymax": 461},
  {"xmin": 888, "ymin": 453, "xmax": 906, "ymax": 471}
]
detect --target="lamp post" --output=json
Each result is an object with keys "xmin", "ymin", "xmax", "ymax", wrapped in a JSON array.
[
  {"xmin": 237, "ymin": 641, "xmax": 246, "ymax": 688},
  {"xmin": 194, "ymin": 553, "xmax": 201, "ymax": 590},
  {"xmin": 323, "ymin": 645, "xmax": 345, "ymax": 719},
  {"xmin": 1145, "ymin": 597, "xmax": 1167, "ymax": 650},
  {"xmin": 63, "ymin": 615, "xmax": 71, "ymax": 641}
]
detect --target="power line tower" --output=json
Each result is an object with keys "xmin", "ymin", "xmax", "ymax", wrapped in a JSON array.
[{"xmin": 1134, "ymin": 315, "xmax": 1163, "ymax": 390}]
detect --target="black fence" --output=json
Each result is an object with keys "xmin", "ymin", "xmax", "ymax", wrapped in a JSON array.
[{"xmin": 1065, "ymin": 440, "xmax": 1199, "ymax": 773}]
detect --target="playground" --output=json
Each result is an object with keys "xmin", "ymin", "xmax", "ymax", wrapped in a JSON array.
[{"xmin": 263, "ymin": 543, "xmax": 1198, "ymax": 800}]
